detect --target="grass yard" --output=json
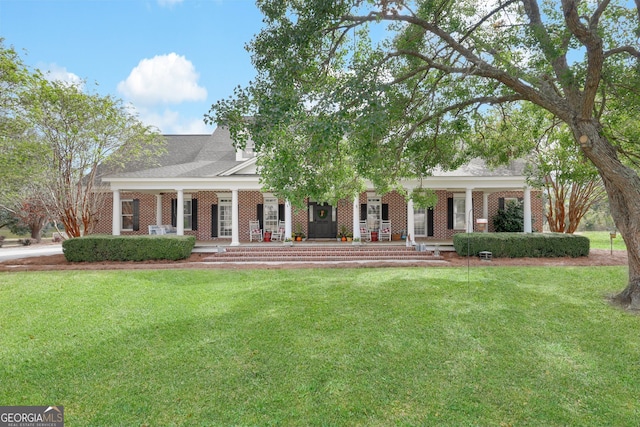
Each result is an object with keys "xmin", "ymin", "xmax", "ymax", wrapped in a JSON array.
[
  {"xmin": 580, "ymin": 231, "xmax": 627, "ymax": 251},
  {"xmin": 1, "ymin": 267, "xmax": 639, "ymax": 426}
]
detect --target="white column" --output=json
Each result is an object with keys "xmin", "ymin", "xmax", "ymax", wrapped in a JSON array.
[
  {"xmin": 231, "ymin": 189, "xmax": 240, "ymax": 246},
  {"xmin": 466, "ymin": 188, "xmax": 474, "ymax": 233},
  {"xmin": 523, "ymin": 186, "xmax": 532, "ymax": 233},
  {"xmin": 482, "ymin": 192, "xmax": 489, "ymax": 233},
  {"xmin": 112, "ymin": 189, "xmax": 121, "ymax": 236},
  {"xmin": 176, "ymin": 189, "xmax": 184, "ymax": 235},
  {"xmin": 285, "ymin": 200, "xmax": 292, "ymax": 240},
  {"xmin": 156, "ymin": 194, "xmax": 163, "ymax": 226},
  {"xmin": 352, "ymin": 197, "xmax": 361, "ymax": 240},
  {"xmin": 407, "ymin": 199, "xmax": 415, "ymax": 245}
]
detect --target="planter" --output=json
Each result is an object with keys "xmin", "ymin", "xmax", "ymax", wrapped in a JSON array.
[
  {"xmin": 347, "ymin": 237, "xmax": 353, "ymax": 242},
  {"xmin": 391, "ymin": 233, "xmax": 401, "ymax": 241},
  {"xmin": 295, "ymin": 236, "xmax": 302, "ymax": 241},
  {"xmin": 371, "ymin": 231, "xmax": 379, "ymax": 242},
  {"xmin": 264, "ymin": 231, "xmax": 272, "ymax": 242}
]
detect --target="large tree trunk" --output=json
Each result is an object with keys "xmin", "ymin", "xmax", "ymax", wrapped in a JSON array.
[
  {"xmin": 603, "ymin": 177, "xmax": 640, "ymax": 309},
  {"xmin": 29, "ymin": 215, "xmax": 46, "ymax": 243},
  {"xmin": 575, "ymin": 122, "xmax": 640, "ymax": 309}
]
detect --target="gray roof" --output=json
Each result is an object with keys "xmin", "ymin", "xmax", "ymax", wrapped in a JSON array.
[
  {"xmin": 107, "ymin": 127, "xmax": 244, "ymax": 179},
  {"xmin": 432, "ymin": 158, "xmax": 527, "ymax": 177},
  {"xmin": 106, "ymin": 126, "xmax": 526, "ymax": 180}
]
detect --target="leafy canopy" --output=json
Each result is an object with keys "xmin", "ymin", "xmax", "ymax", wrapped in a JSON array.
[
  {"xmin": 0, "ymin": 39, "xmax": 165, "ymax": 237},
  {"xmin": 207, "ymin": 0, "xmax": 640, "ymax": 209}
]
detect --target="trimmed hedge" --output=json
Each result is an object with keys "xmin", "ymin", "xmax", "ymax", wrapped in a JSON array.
[
  {"xmin": 453, "ymin": 232, "xmax": 590, "ymax": 258},
  {"xmin": 62, "ymin": 235, "xmax": 196, "ymax": 262}
]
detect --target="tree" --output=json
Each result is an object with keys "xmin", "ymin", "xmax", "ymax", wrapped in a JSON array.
[
  {"xmin": 477, "ymin": 104, "xmax": 607, "ymax": 234},
  {"xmin": 208, "ymin": 0, "xmax": 640, "ymax": 309},
  {"xmin": 0, "ymin": 40, "xmax": 46, "ymax": 206},
  {"xmin": 21, "ymin": 79, "xmax": 165, "ymax": 237},
  {"xmin": 1, "ymin": 41, "xmax": 165, "ymax": 239},
  {"xmin": 0, "ymin": 190, "xmax": 52, "ymax": 242},
  {"xmin": 534, "ymin": 133, "xmax": 607, "ymax": 234}
]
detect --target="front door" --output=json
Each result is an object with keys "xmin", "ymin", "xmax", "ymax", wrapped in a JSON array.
[{"xmin": 308, "ymin": 202, "xmax": 337, "ymax": 238}]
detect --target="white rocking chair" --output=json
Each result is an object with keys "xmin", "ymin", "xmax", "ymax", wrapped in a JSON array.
[{"xmin": 249, "ymin": 220, "xmax": 263, "ymax": 242}]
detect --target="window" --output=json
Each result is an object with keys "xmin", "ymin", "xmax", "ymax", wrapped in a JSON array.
[
  {"xmin": 121, "ymin": 200, "xmax": 134, "ymax": 230},
  {"xmin": 183, "ymin": 197, "xmax": 193, "ymax": 230},
  {"xmin": 367, "ymin": 197, "xmax": 381, "ymax": 230},
  {"xmin": 414, "ymin": 207, "xmax": 427, "ymax": 236},
  {"xmin": 453, "ymin": 194, "xmax": 466, "ymax": 230},
  {"xmin": 263, "ymin": 197, "xmax": 279, "ymax": 232},
  {"xmin": 219, "ymin": 198, "xmax": 232, "ymax": 237}
]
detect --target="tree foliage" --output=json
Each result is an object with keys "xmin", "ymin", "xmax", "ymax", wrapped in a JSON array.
[
  {"xmin": 0, "ymin": 39, "xmax": 165, "ymax": 238},
  {"xmin": 0, "ymin": 40, "xmax": 47, "ymax": 206},
  {"xmin": 477, "ymin": 103, "xmax": 607, "ymax": 233},
  {"xmin": 22, "ymin": 80, "xmax": 165, "ymax": 237},
  {"xmin": 208, "ymin": 0, "xmax": 640, "ymax": 308}
]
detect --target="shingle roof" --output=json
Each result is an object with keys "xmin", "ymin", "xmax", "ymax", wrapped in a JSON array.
[
  {"xmin": 107, "ymin": 126, "xmax": 245, "ymax": 179},
  {"xmin": 106, "ymin": 126, "xmax": 526, "ymax": 180},
  {"xmin": 432, "ymin": 158, "xmax": 527, "ymax": 177}
]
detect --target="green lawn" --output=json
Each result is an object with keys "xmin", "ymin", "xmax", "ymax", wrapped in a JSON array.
[
  {"xmin": 1, "ymin": 267, "xmax": 639, "ymax": 426},
  {"xmin": 580, "ymin": 231, "xmax": 627, "ymax": 251}
]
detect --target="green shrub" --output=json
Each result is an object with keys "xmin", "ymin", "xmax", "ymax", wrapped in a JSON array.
[
  {"xmin": 453, "ymin": 232, "xmax": 590, "ymax": 258},
  {"xmin": 62, "ymin": 235, "xmax": 196, "ymax": 262},
  {"xmin": 493, "ymin": 199, "xmax": 525, "ymax": 232}
]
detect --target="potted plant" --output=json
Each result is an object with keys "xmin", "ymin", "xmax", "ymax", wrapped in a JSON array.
[
  {"xmin": 339, "ymin": 224, "xmax": 348, "ymax": 241},
  {"xmin": 294, "ymin": 223, "xmax": 305, "ymax": 241},
  {"xmin": 346, "ymin": 232, "xmax": 353, "ymax": 242}
]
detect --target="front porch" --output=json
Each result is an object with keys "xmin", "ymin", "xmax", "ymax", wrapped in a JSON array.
[{"xmin": 101, "ymin": 187, "xmax": 542, "ymax": 245}]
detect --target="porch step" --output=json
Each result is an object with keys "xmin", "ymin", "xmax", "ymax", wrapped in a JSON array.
[{"xmin": 200, "ymin": 245, "xmax": 445, "ymax": 263}]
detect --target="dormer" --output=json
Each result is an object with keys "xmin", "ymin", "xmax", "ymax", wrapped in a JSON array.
[{"xmin": 236, "ymin": 139, "xmax": 256, "ymax": 161}]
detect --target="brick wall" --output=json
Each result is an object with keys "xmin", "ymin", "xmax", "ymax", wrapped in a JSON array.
[{"xmin": 382, "ymin": 191, "xmax": 408, "ymax": 234}]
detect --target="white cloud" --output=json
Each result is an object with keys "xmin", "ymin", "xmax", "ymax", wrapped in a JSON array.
[
  {"xmin": 41, "ymin": 63, "xmax": 84, "ymax": 89},
  {"xmin": 130, "ymin": 105, "xmax": 212, "ymax": 135},
  {"xmin": 157, "ymin": 0, "xmax": 184, "ymax": 7},
  {"xmin": 117, "ymin": 53, "xmax": 207, "ymax": 106}
]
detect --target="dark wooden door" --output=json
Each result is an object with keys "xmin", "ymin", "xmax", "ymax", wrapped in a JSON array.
[{"xmin": 308, "ymin": 202, "xmax": 336, "ymax": 238}]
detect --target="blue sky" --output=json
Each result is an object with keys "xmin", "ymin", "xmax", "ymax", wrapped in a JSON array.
[{"xmin": 0, "ymin": 0, "xmax": 264, "ymax": 134}]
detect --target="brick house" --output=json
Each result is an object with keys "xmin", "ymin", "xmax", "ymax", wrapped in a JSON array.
[{"xmin": 96, "ymin": 126, "xmax": 543, "ymax": 244}]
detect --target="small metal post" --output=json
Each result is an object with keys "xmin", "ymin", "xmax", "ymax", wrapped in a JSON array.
[{"xmin": 610, "ymin": 230, "xmax": 616, "ymax": 256}]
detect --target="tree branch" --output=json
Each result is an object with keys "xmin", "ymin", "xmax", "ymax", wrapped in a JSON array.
[
  {"xmin": 604, "ymin": 46, "xmax": 640, "ymax": 59},
  {"xmin": 344, "ymin": 7, "xmax": 571, "ymax": 119},
  {"xmin": 560, "ymin": 0, "xmax": 604, "ymax": 119}
]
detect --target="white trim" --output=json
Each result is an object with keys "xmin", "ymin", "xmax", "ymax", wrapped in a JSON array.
[
  {"xmin": 231, "ymin": 189, "xmax": 239, "ymax": 246},
  {"xmin": 220, "ymin": 157, "xmax": 258, "ymax": 176},
  {"xmin": 352, "ymin": 197, "xmax": 361, "ymax": 240},
  {"xmin": 524, "ymin": 187, "xmax": 532, "ymax": 233},
  {"xmin": 112, "ymin": 190, "xmax": 121, "ymax": 235},
  {"xmin": 176, "ymin": 189, "xmax": 184, "ymax": 235}
]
